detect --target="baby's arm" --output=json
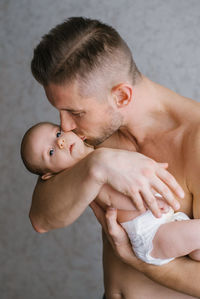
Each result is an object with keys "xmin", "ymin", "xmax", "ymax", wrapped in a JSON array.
[
  {"xmin": 97, "ymin": 185, "xmax": 170, "ymax": 223},
  {"xmin": 151, "ymin": 218, "xmax": 200, "ymax": 261},
  {"xmin": 97, "ymin": 184, "xmax": 138, "ymax": 210}
]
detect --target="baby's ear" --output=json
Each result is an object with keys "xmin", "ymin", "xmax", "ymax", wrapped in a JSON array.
[{"xmin": 41, "ymin": 172, "xmax": 54, "ymax": 180}]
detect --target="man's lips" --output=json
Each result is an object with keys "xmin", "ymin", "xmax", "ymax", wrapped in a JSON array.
[{"xmin": 69, "ymin": 143, "xmax": 75, "ymax": 154}]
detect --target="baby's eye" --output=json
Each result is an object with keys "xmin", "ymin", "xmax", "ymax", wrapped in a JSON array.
[
  {"xmin": 56, "ymin": 131, "xmax": 61, "ymax": 138},
  {"xmin": 49, "ymin": 149, "xmax": 54, "ymax": 156}
]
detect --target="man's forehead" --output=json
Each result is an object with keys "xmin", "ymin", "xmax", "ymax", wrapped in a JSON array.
[{"xmin": 45, "ymin": 82, "xmax": 85, "ymax": 109}]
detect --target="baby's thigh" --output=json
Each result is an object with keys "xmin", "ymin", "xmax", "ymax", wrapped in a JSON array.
[
  {"xmin": 189, "ymin": 249, "xmax": 200, "ymax": 261},
  {"xmin": 151, "ymin": 219, "xmax": 200, "ymax": 259}
]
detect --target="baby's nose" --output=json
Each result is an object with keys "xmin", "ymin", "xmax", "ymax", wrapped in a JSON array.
[{"xmin": 57, "ymin": 138, "xmax": 65, "ymax": 149}]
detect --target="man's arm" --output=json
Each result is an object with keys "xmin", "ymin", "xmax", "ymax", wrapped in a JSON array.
[
  {"xmin": 30, "ymin": 150, "xmax": 103, "ymax": 232},
  {"xmin": 30, "ymin": 148, "xmax": 183, "ymax": 232}
]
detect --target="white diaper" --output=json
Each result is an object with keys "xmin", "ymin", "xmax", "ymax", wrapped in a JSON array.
[{"xmin": 121, "ymin": 207, "xmax": 189, "ymax": 266}]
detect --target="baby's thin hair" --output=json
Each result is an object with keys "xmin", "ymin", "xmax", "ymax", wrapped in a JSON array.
[{"xmin": 20, "ymin": 122, "xmax": 53, "ymax": 176}]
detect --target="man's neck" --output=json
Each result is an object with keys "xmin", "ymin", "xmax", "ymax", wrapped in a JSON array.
[{"xmin": 121, "ymin": 75, "xmax": 181, "ymax": 149}]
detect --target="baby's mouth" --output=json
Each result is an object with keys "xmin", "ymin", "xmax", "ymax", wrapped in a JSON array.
[{"xmin": 69, "ymin": 143, "xmax": 75, "ymax": 154}]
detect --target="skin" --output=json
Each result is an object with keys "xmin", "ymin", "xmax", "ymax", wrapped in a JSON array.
[
  {"xmin": 23, "ymin": 122, "xmax": 93, "ymax": 179},
  {"xmin": 29, "ymin": 74, "xmax": 200, "ymax": 298},
  {"xmin": 27, "ymin": 122, "xmax": 200, "ymax": 267},
  {"xmin": 45, "ymin": 82, "xmax": 124, "ymax": 147},
  {"xmin": 26, "ymin": 123, "xmax": 200, "ymax": 295},
  {"xmin": 43, "ymin": 79, "xmax": 183, "ymax": 216},
  {"xmin": 25, "ymin": 121, "xmax": 171, "ymax": 217},
  {"xmin": 90, "ymin": 76, "xmax": 200, "ymax": 298}
]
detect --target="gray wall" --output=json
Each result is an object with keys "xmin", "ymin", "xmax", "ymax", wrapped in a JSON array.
[{"xmin": 1, "ymin": 1, "xmax": 200, "ymax": 298}]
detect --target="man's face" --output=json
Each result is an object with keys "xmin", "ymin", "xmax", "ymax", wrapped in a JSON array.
[{"xmin": 45, "ymin": 82, "xmax": 123, "ymax": 146}]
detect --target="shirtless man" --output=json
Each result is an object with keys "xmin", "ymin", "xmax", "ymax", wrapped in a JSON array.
[{"xmin": 29, "ymin": 17, "xmax": 200, "ymax": 298}]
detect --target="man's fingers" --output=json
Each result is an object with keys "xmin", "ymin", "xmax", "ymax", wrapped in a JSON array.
[
  {"xmin": 152, "ymin": 175, "xmax": 181, "ymax": 211},
  {"xmin": 105, "ymin": 208, "xmax": 130, "ymax": 245},
  {"xmin": 158, "ymin": 162, "xmax": 168, "ymax": 169},
  {"xmin": 140, "ymin": 188, "xmax": 162, "ymax": 218},
  {"xmin": 130, "ymin": 191, "xmax": 146, "ymax": 213},
  {"xmin": 106, "ymin": 208, "xmax": 118, "ymax": 237},
  {"xmin": 105, "ymin": 208, "xmax": 141, "ymax": 264},
  {"xmin": 157, "ymin": 168, "xmax": 184, "ymax": 199},
  {"xmin": 89, "ymin": 201, "xmax": 107, "ymax": 231}
]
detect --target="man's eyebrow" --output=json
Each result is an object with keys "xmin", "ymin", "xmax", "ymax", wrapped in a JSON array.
[{"xmin": 61, "ymin": 108, "xmax": 84, "ymax": 112}]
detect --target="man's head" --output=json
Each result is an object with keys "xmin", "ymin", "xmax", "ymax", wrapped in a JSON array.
[
  {"xmin": 21, "ymin": 122, "xmax": 93, "ymax": 180},
  {"xmin": 31, "ymin": 17, "xmax": 141, "ymax": 145}
]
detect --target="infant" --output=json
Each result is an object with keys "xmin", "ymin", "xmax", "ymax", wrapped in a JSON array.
[
  {"xmin": 21, "ymin": 122, "xmax": 94, "ymax": 180},
  {"xmin": 21, "ymin": 122, "xmax": 200, "ymax": 265}
]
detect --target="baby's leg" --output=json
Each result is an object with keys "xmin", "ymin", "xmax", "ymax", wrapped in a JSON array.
[
  {"xmin": 150, "ymin": 219, "xmax": 200, "ymax": 261},
  {"xmin": 189, "ymin": 249, "xmax": 200, "ymax": 261}
]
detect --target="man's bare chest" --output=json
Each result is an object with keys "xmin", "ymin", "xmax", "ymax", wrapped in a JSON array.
[{"xmin": 138, "ymin": 132, "xmax": 193, "ymax": 217}]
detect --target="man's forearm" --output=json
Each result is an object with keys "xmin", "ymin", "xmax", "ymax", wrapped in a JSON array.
[
  {"xmin": 29, "ymin": 150, "xmax": 105, "ymax": 232},
  {"xmin": 30, "ymin": 146, "xmax": 184, "ymax": 233},
  {"xmin": 137, "ymin": 256, "xmax": 200, "ymax": 297}
]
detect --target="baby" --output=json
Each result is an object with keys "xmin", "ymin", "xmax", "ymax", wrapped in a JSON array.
[{"xmin": 21, "ymin": 122, "xmax": 200, "ymax": 265}]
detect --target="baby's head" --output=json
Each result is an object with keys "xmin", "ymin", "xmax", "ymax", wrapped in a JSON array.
[{"xmin": 21, "ymin": 122, "xmax": 93, "ymax": 180}]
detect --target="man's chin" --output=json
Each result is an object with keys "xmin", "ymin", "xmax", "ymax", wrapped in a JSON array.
[
  {"xmin": 85, "ymin": 125, "xmax": 120, "ymax": 146},
  {"xmin": 85, "ymin": 139, "xmax": 102, "ymax": 147},
  {"xmin": 85, "ymin": 136, "xmax": 108, "ymax": 147}
]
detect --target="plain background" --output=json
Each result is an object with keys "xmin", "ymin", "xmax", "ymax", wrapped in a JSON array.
[{"xmin": 1, "ymin": 1, "xmax": 200, "ymax": 298}]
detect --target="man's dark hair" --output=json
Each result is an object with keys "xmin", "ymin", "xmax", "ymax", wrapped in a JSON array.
[{"xmin": 31, "ymin": 17, "xmax": 140, "ymax": 94}]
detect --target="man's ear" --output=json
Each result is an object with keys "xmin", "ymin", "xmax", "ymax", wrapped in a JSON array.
[
  {"xmin": 112, "ymin": 83, "xmax": 133, "ymax": 108},
  {"xmin": 41, "ymin": 172, "xmax": 54, "ymax": 180}
]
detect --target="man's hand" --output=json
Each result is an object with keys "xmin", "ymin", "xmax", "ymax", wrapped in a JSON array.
[
  {"xmin": 90, "ymin": 201, "xmax": 200, "ymax": 297},
  {"xmin": 95, "ymin": 148, "xmax": 184, "ymax": 217},
  {"xmin": 90, "ymin": 201, "xmax": 143, "ymax": 269},
  {"xmin": 30, "ymin": 147, "xmax": 183, "ymax": 232}
]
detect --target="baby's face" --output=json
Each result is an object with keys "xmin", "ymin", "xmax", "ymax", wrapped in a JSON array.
[{"xmin": 31, "ymin": 123, "xmax": 93, "ymax": 175}]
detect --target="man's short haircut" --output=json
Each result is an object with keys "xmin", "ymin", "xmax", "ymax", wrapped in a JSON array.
[{"xmin": 31, "ymin": 17, "xmax": 141, "ymax": 96}]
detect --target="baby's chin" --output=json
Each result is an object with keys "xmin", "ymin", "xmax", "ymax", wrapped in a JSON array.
[
  {"xmin": 83, "ymin": 143, "xmax": 94, "ymax": 154},
  {"xmin": 75, "ymin": 145, "xmax": 93, "ymax": 161}
]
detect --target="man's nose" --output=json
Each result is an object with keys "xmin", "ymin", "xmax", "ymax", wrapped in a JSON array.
[
  {"xmin": 60, "ymin": 111, "xmax": 77, "ymax": 132},
  {"xmin": 57, "ymin": 137, "xmax": 65, "ymax": 149}
]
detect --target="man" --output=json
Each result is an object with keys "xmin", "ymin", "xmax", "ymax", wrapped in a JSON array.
[{"xmin": 30, "ymin": 17, "xmax": 200, "ymax": 298}]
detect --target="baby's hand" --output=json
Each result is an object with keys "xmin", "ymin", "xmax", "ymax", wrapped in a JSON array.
[{"xmin": 156, "ymin": 197, "xmax": 170, "ymax": 213}]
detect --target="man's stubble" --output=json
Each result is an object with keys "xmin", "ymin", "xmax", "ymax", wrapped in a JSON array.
[{"xmin": 86, "ymin": 107, "xmax": 123, "ymax": 146}]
